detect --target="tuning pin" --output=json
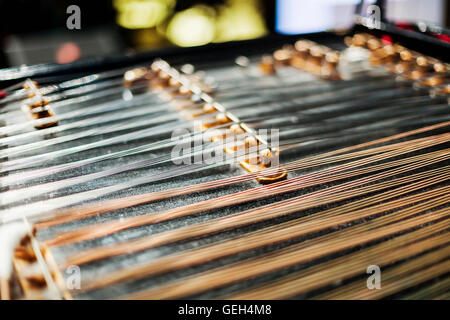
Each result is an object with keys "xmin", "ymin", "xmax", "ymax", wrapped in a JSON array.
[
  {"xmin": 305, "ymin": 45, "xmax": 326, "ymax": 75},
  {"xmin": 421, "ymin": 75, "xmax": 448, "ymax": 87},
  {"xmin": 22, "ymin": 79, "xmax": 39, "ymax": 98},
  {"xmin": 180, "ymin": 64, "xmax": 195, "ymax": 75},
  {"xmin": 291, "ymin": 40, "xmax": 314, "ymax": 70},
  {"xmin": 321, "ymin": 51, "xmax": 341, "ymax": 80},
  {"xmin": 21, "ymin": 95, "xmax": 58, "ymax": 129},
  {"xmin": 178, "ymin": 85, "xmax": 192, "ymax": 96},
  {"xmin": 244, "ymin": 136, "xmax": 259, "ymax": 148},
  {"xmin": 149, "ymin": 70, "xmax": 171, "ymax": 89},
  {"xmin": 29, "ymin": 105, "xmax": 56, "ymax": 121},
  {"xmin": 168, "ymin": 77, "xmax": 182, "ymax": 88},
  {"xmin": 256, "ymin": 148, "xmax": 282, "ymax": 169},
  {"xmin": 235, "ymin": 56, "xmax": 251, "ymax": 68},
  {"xmin": 273, "ymin": 46, "xmax": 294, "ymax": 66},
  {"xmin": 399, "ymin": 56, "xmax": 434, "ymax": 80},
  {"xmin": 399, "ymin": 48, "xmax": 414, "ymax": 62},
  {"xmin": 216, "ymin": 112, "xmax": 231, "ymax": 124},
  {"xmin": 429, "ymin": 84, "xmax": 450, "ymax": 97},
  {"xmin": 123, "ymin": 67, "xmax": 150, "ymax": 87},
  {"xmin": 344, "ymin": 36, "xmax": 353, "ymax": 47},
  {"xmin": 367, "ymin": 38, "xmax": 382, "ymax": 50},
  {"xmin": 258, "ymin": 55, "xmax": 276, "ymax": 75},
  {"xmin": 202, "ymin": 102, "xmax": 217, "ymax": 114},
  {"xmin": 150, "ymin": 62, "xmax": 162, "ymax": 73},
  {"xmin": 28, "ymin": 97, "xmax": 50, "ymax": 110},
  {"xmin": 369, "ymin": 44, "xmax": 396, "ymax": 66},
  {"xmin": 294, "ymin": 39, "xmax": 314, "ymax": 52},
  {"xmin": 389, "ymin": 48, "xmax": 415, "ymax": 74},
  {"xmin": 352, "ymin": 33, "xmax": 370, "ymax": 47},
  {"xmin": 433, "ymin": 62, "xmax": 447, "ymax": 73},
  {"xmin": 23, "ymin": 80, "xmax": 38, "ymax": 90},
  {"xmin": 229, "ymin": 123, "xmax": 245, "ymax": 135}
]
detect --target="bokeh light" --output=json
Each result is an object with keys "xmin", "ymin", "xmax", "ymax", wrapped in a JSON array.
[
  {"xmin": 166, "ymin": 6, "xmax": 216, "ymax": 47},
  {"xmin": 114, "ymin": 0, "xmax": 268, "ymax": 47},
  {"xmin": 215, "ymin": 0, "xmax": 267, "ymax": 42},
  {"xmin": 114, "ymin": 0, "xmax": 175, "ymax": 29}
]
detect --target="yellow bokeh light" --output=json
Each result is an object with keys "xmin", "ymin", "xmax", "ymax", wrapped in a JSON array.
[
  {"xmin": 115, "ymin": 0, "xmax": 174, "ymax": 29},
  {"xmin": 115, "ymin": 0, "xmax": 268, "ymax": 47},
  {"xmin": 215, "ymin": 0, "xmax": 267, "ymax": 42},
  {"xmin": 166, "ymin": 7, "xmax": 216, "ymax": 47}
]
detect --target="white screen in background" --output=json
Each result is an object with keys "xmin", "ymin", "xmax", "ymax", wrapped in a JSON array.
[{"xmin": 276, "ymin": 0, "xmax": 445, "ymax": 34}]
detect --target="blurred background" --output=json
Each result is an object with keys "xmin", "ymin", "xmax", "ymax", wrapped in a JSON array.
[{"xmin": 0, "ymin": 0, "xmax": 448, "ymax": 68}]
